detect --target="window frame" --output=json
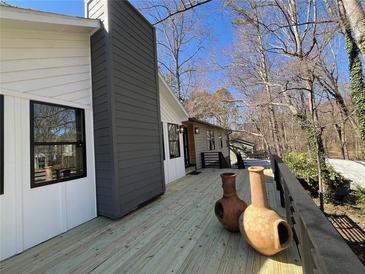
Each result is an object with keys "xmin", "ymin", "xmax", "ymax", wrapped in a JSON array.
[
  {"xmin": 207, "ymin": 129, "xmax": 215, "ymax": 151},
  {"xmin": 168, "ymin": 123, "xmax": 181, "ymax": 159},
  {"xmin": 219, "ymin": 133, "xmax": 223, "ymax": 149},
  {"xmin": 30, "ymin": 101, "xmax": 87, "ymax": 188},
  {"xmin": 0, "ymin": 95, "xmax": 3, "ymax": 195}
]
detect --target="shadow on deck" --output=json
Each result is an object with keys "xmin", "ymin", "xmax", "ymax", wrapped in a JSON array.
[
  {"xmin": 0, "ymin": 169, "xmax": 302, "ymax": 274},
  {"xmin": 327, "ymin": 214, "xmax": 365, "ymax": 265}
]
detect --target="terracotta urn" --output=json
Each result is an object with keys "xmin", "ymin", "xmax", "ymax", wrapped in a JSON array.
[
  {"xmin": 215, "ymin": 173, "xmax": 247, "ymax": 232},
  {"xmin": 45, "ymin": 166, "xmax": 53, "ymax": 181},
  {"xmin": 239, "ymin": 166, "xmax": 292, "ymax": 256}
]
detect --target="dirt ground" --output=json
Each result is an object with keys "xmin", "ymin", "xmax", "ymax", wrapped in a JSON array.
[
  {"xmin": 314, "ymin": 197, "xmax": 365, "ymax": 265},
  {"xmin": 316, "ymin": 198, "xmax": 365, "ymax": 231}
]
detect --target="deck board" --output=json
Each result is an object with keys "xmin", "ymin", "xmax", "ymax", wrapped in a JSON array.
[{"xmin": 0, "ymin": 169, "xmax": 302, "ymax": 274}]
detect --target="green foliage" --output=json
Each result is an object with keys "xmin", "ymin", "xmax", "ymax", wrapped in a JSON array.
[
  {"xmin": 283, "ymin": 152, "xmax": 319, "ymax": 190},
  {"xmin": 283, "ymin": 152, "xmax": 349, "ymax": 201},
  {"xmin": 323, "ymin": 166, "xmax": 349, "ymax": 203},
  {"xmin": 355, "ymin": 186, "xmax": 365, "ymax": 208}
]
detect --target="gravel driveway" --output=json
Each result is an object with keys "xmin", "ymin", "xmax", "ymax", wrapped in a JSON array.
[{"xmin": 327, "ymin": 159, "xmax": 365, "ymax": 189}]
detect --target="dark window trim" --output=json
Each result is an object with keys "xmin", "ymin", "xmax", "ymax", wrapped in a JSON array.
[
  {"xmin": 0, "ymin": 95, "xmax": 3, "ymax": 195},
  {"xmin": 219, "ymin": 134, "xmax": 223, "ymax": 149},
  {"xmin": 30, "ymin": 100, "xmax": 87, "ymax": 188},
  {"xmin": 168, "ymin": 123, "xmax": 181, "ymax": 159}
]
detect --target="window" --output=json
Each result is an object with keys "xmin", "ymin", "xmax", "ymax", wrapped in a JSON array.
[
  {"xmin": 168, "ymin": 123, "xmax": 180, "ymax": 159},
  {"xmin": 207, "ymin": 129, "xmax": 215, "ymax": 150},
  {"xmin": 0, "ymin": 95, "xmax": 3, "ymax": 195},
  {"xmin": 30, "ymin": 101, "xmax": 86, "ymax": 187},
  {"xmin": 219, "ymin": 134, "xmax": 223, "ymax": 148}
]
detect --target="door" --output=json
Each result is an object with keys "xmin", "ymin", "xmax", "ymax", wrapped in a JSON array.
[{"xmin": 183, "ymin": 127, "xmax": 190, "ymax": 167}]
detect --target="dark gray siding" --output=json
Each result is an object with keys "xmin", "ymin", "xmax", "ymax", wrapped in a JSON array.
[
  {"xmin": 90, "ymin": 1, "xmax": 165, "ymax": 219},
  {"xmin": 91, "ymin": 27, "xmax": 119, "ymax": 218}
]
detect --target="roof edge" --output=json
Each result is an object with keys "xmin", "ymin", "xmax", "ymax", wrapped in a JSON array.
[
  {"xmin": 159, "ymin": 74, "xmax": 189, "ymax": 119},
  {"xmin": 0, "ymin": 4, "xmax": 100, "ymax": 30},
  {"xmin": 186, "ymin": 117, "xmax": 229, "ymax": 131}
]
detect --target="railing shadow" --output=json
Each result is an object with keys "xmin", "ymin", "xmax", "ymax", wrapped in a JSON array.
[{"xmin": 326, "ymin": 213, "xmax": 365, "ymax": 265}]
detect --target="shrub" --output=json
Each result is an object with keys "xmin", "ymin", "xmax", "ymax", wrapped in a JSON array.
[
  {"xmin": 355, "ymin": 186, "xmax": 365, "ymax": 208},
  {"xmin": 283, "ymin": 152, "xmax": 349, "ymax": 201},
  {"xmin": 283, "ymin": 152, "xmax": 319, "ymax": 192}
]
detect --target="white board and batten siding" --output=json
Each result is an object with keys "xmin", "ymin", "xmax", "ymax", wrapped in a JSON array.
[
  {"xmin": 159, "ymin": 76, "xmax": 189, "ymax": 184},
  {"xmin": 0, "ymin": 18, "xmax": 98, "ymax": 260}
]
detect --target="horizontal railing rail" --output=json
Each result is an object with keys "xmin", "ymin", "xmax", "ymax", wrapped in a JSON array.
[
  {"xmin": 270, "ymin": 154, "xmax": 364, "ymax": 274},
  {"xmin": 201, "ymin": 152, "xmax": 221, "ymax": 168}
]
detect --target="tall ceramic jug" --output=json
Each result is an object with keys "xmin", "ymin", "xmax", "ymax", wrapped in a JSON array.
[
  {"xmin": 215, "ymin": 173, "xmax": 247, "ymax": 232},
  {"xmin": 239, "ymin": 166, "xmax": 292, "ymax": 256}
]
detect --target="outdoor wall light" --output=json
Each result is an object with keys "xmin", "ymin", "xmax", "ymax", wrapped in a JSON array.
[
  {"xmin": 194, "ymin": 127, "xmax": 199, "ymax": 134},
  {"xmin": 179, "ymin": 126, "xmax": 184, "ymax": 133}
]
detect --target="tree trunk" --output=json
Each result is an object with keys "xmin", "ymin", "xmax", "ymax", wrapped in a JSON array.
[
  {"xmin": 342, "ymin": 0, "xmax": 365, "ymax": 57},
  {"xmin": 344, "ymin": 29, "xmax": 365, "ymax": 157},
  {"xmin": 334, "ymin": 123, "xmax": 349, "ymax": 159},
  {"xmin": 256, "ymin": 24, "xmax": 282, "ymax": 157},
  {"xmin": 338, "ymin": 0, "xmax": 365, "ymax": 157}
]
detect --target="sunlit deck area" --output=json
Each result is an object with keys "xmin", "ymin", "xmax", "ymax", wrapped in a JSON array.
[{"xmin": 0, "ymin": 169, "xmax": 302, "ymax": 274}]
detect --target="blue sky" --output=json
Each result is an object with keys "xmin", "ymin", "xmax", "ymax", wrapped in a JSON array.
[
  {"xmin": 5, "ymin": 0, "xmax": 350, "ymax": 96},
  {"xmin": 5, "ymin": 0, "xmax": 235, "ymax": 93}
]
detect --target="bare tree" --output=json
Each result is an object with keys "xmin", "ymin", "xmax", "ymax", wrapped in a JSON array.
[
  {"xmin": 145, "ymin": 0, "xmax": 214, "ymax": 25},
  {"xmin": 228, "ymin": 1, "xmax": 283, "ymax": 156},
  {"xmin": 138, "ymin": 0, "xmax": 208, "ymax": 101},
  {"xmin": 184, "ymin": 88, "xmax": 239, "ymax": 128}
]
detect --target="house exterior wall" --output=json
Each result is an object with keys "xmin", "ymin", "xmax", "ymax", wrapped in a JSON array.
[
  {"xmin": 0, "ymin": 26, "xmax": 96, "ymax": 260},
  {"xmin": 187, "ymin": 122, "xmax": 230, "ymax": 169},
  {"xmin": 88, "ymin": 0, "xmax": 165, "ymax": 218},
  {"xmin": 185, "ymin": 124, "xmax": 196, "ymax": 165},
  {"xmin": 0, "ymin": 26, "xmax": 94, "ymax": 107},
  {"xmin": 159, "ymin": 77, "xmax": 187, "ymax": 184}
]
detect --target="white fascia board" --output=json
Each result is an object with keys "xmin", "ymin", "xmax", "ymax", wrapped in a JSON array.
[
  {"xmin": 0, "ymin": 5, "xmax": 100, "ymax": 32},
  {"xmin": 159, "ymin": 74, "xmax": 189, "ymax": 119}
]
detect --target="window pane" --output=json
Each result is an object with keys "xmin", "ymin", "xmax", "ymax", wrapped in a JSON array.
[
  {"xmin": 33, "ymin": 144, "xmax": 85, "ymax": 184},
  {"xmin": 211, "ymin": 131, "xmax": 215, "ymax": 150},
  {"xmin": 168, "ymin": 123, "xmax": 180, "ymax": 159},
  {"xmin": 33, "ymin": 103, "xmax": 83, "ymax": 143},
  {"xmin": 168, "ymin": 124, "xmax": 178, "ymax": 141},
  {"xmin": 169, "ymin": 141, "xmax": 180, "ymax": 159}
]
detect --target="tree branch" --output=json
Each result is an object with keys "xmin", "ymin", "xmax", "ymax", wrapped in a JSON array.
[{"xmin": 153, "ymin": 0, "xmax": 213, "ymax": 25}]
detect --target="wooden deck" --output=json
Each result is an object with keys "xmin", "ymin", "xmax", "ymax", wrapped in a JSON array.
[{"xmin": 0, "ymin": 169, "xmax": 302, "ymax": 274}]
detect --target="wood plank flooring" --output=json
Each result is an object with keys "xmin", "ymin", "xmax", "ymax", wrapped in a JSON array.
[{"xmin": 0, "ymin": 169, "xmax": 303, "ymax": 274}]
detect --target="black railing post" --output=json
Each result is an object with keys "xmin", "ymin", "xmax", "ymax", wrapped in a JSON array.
[
  {"xmin": 219, "ymin": 153, "xmax": 223, "ymax": 169},
  {"xmin": 270, "ymin": 155, "xmax": 365, "ymax": 273},
  {"xmin": 201, "ymin": 152, "xmax": 205, "ymax": 168},
  {"xmin": 270, "ymin": 154, "xmax": 285, "ymax": 207}
]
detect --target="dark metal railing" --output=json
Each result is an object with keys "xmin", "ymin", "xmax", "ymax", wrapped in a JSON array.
[
  {"xmin": 270, "ymin": 154, "xmax": 364, "ymax": 274},
  {"xmin": 201, "ymin": 152, "xmax": 225, "ymax": 169}
]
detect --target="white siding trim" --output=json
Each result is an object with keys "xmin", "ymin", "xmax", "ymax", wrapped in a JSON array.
[
  {"xmin": 159, "ymin": 77, "xmax": 187, "ymax": 184},
  {"xmin": 0, "ymin": 5, "xmax": 100, "ymax": 30},
  {"xmin": 0, "ymin": 26, "xmax": 94, "ymax": 109}
]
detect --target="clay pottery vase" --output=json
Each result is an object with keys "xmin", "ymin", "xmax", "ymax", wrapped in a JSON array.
[
  {"xmin": 215, "ymin": 173, "xmax": 247, "ymax": 232},
  {"xmin": 239, "ymin": 166, "xmax": 293, "ymax": 256},
  {"xmin": 45, "ymin": 166, "xmax": 53, "ymax": 181}
]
